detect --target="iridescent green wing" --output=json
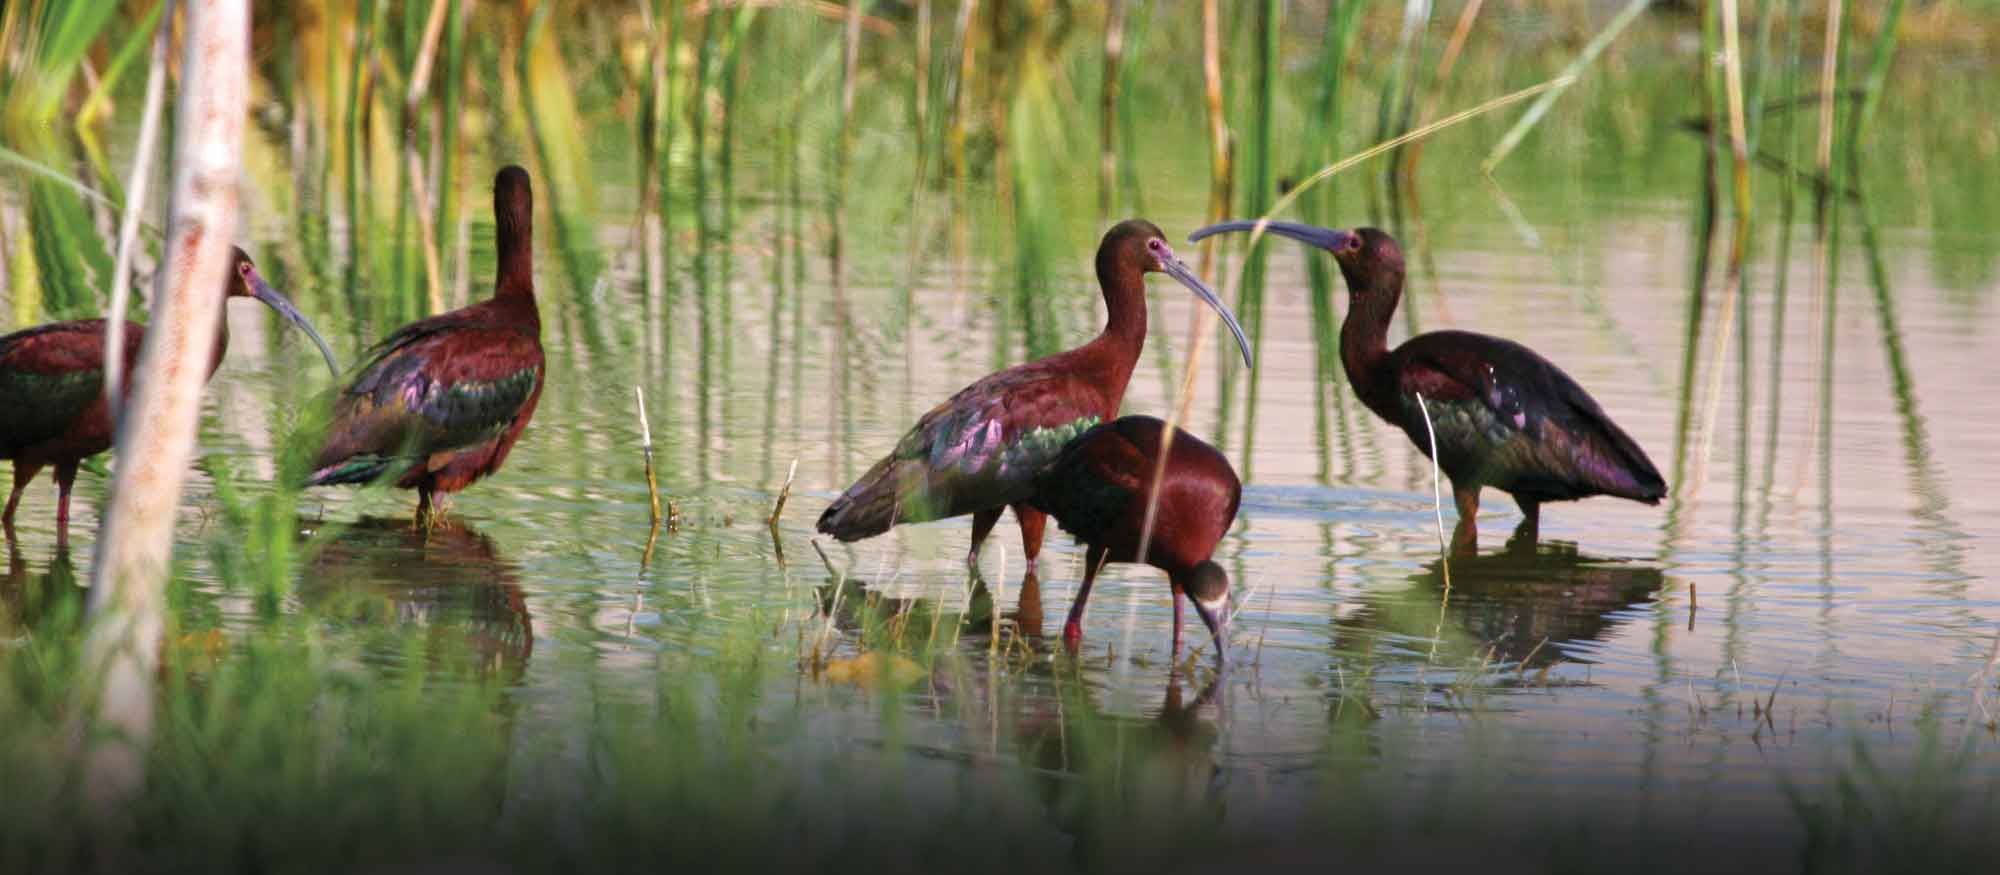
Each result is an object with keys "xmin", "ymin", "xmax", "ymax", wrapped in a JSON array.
[
  {"xmin": 889, "ymin": 368, "xmax": 1104, "ymax": 517},
  {"xmin": 0, "ymin": 321, "xmax": 111, "ymax": 452}
]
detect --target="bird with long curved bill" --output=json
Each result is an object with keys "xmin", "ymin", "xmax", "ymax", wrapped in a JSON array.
[
  {"xmin": 1190, "ymin": 222, "xmax": 1665, "ymax": 552},
  {"xmin": 1028, "ymin": 415, "xmax": 1240, "ymax": 665},
  {"xmin": 1, "ymin": 248, "xmax": 340, "ymax": 542},
  {"xmin": 816, "ymin": 219, "xmax": 1253, "ymax": 573},
  {"xmin": 304, "ymin": 166, "xmax": 545, "ymax": 523}
]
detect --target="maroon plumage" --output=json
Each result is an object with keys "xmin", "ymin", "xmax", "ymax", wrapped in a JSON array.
[
  {"xmin": 306, "ymin": 166, "xmax": 545, "ymax": 521},
  {"xmin": 1029, "ymin": 415, "xmax": 1239, "ymax": 662},
  {"xmin": 2, "ymin": 248, "xmax": 337, "ymax": 542},
  {"xmin": 815, "ymin": 220, "xmax": 1252, "ymax": 572},
  {"xmin": 1190, "ymin": 222, "xmax": 1666, "ymax": 552}
]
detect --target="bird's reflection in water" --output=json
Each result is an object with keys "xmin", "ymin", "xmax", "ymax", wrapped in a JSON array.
[
  {"xmin": 2, "ymin": 539, "xmax": 81, "ymax": 637},
  {"xmin": 1015, "ymin": 669, "xmax": 1225, "ymax": 868},
  {"xmin": 301, "ymin": 517, "xmax": 533, "ymax": 684},
  {"xmin": 813, "ymin": 568, "xmax": 1047, "ymax": 650},
  {"xmin": 809, "ymin": 567, "xmax": 1229, "ymax": 864},
  {"xmin": 1336, "ymin": 538, "xmax": 1666, "ymax": 674}
]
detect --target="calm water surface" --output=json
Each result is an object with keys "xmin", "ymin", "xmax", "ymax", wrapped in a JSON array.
[{"xmin": 4, "ymin": 83, "xmax": 1997, "ymax": 863}]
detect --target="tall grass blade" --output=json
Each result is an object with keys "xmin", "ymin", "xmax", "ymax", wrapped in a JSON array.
[
  {"xmin": 1794, "ymin": 0, "xmax": 1845, "ymax": 498},
  {"xmin": 1304, "ymin": 1, "xmax": 1364, "ymax": 482},
  {"xmin": 1481, "ymin": 0, "xmax": 1652, "ymax": 175},
  {"xmin": 1098, "ymin": 0, "xmax": 1127, "ymax": 222},
  {"xmin": 1757, "ymin": 0, "xmax": 1804, "ymax": 532},
  {"xmin": 1686, "ymin": 0, "xmax": 1757, "ymax": 504},
  {"xmin": 104, "ymin": 0, "xmax": 174, "ymax": 414},
  {"xmin": 1223, "ymin": 0, "xmax": 1279, "ymax": 465},
  {"xmin": 74, "ymin": 1, "xmax": 169, "ymax": 205}
]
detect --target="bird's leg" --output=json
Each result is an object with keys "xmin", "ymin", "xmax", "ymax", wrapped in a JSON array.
[
  {"xmin": 1012, "ymin": 504, "xmax": 1047, "ymax": 567},
  {"xmin": 1451, "ymin": 483, "xmax": 1481, "ymax": 555},
  {"xmin": 52, "ymin": 461, "xmax": 79, "ymax": 544},
  {"xmin": 1170, "ymin": 578, "xmax": 1186, "ymax": 656},
  {"xmin": 966, "ymin": 507, "xmax": 1003, "ymax": 570},
  {"xmin": 1063, "ymin": 545, "xmax": 1106, "ymax": 649},
  {"xmin": 3, "ymin": 461, "xmax": 41, "ymax": 537},
  {"xmin": 1512, "ymin": 496, "xmax": 1541, "ymax": 547},
  {"xmin": 416, "ymin": 486, "xmax": 435, "ymax": 531}
]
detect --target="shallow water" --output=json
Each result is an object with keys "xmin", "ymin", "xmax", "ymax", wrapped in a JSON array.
[{"xmin": 3, "ymin": 25, "xmax": 1998, "ymax": 862}]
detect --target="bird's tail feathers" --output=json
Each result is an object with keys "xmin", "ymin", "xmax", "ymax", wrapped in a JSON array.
[{"xmin": 815, "ymin": 457, "xmax": 953, "ymax": 541}]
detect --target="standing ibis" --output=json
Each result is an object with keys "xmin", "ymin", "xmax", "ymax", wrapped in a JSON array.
[
  {"xmin": 1028, "ymin": 415, "xmax": 1239, "ymax": 663},
  {"xmin": 817, "ymin": 220, "xmax": 1252, "ymax": 571},
  {"xmin": 306, "ymin": 166, "xmax": 545, "ymax": 522},
  {"xmin": 0, "ymin": 248, "xmax": 339, "ymax": 541},
  {"xmin": 1190, "ymin": 222, "xmax": 1665, "ymax": 551}
]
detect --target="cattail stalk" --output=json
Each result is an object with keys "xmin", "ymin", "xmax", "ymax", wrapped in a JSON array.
[{"xmin": 82, "ymin": 0, "xmax": 248, "ymax": 818}]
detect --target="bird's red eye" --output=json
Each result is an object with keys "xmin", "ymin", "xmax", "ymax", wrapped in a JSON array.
[{"xmin": 238, "ymin": 262, "xmax": 253, "ymax": 277}]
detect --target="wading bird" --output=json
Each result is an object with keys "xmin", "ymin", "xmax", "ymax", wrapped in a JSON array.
[
  {"xmin": 1029, "ymin": 415, "xmax": 1238, "ymax": 663},
  {"xmin": 306, "ymin": 166, "xmax": 545, "ymax": 522},
  {"xmin": 817, "ymin": 220, "xmax": 1253, "ymax": 571},
  {"xmin": 0, "ymin": 248, "xmax": 339, "ymax": 541},
  {"xmin": 1190, "ymin": 222, "xmax": 1664, "ymax": 551}
]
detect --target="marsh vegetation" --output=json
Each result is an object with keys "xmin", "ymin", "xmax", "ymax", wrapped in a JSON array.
[{"xmin": 2, "ymin": 1, "xmax": 1998, "ymax": 870}]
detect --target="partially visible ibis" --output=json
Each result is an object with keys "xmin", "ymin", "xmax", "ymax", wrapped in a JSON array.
[
  {"xmin": 1029, "ymin": 415, "xmax": 1239, "ymax": 664},
  {"xmin": 0, "ymin": 248, "xmax": 339, "ymax": 542},
  {"xmin": 817, "ymin": 220, "xmax": 1253, "ymax": 572},
  {"xmin": 306, "ymin": 166, "xmax": 545, "ymax": 522},
  {"xmin": 1190, "ymin": 222, "xmax": 1665, "ymax": 551}
]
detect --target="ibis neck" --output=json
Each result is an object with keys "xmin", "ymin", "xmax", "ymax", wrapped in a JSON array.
[
  {"xmin": 1097, "ymin": 261, "xmax": 1149, "ymax": 350},
  {"xmin": 495, "ymin": 249, "xmax": 536, "ymax": 304},
  {"xmin": 1089, "ymin": 263, "xmax": 1150, "ymax": 413},
  {"xmin": 208, "ymin": 303, "xmax": 232, "ymax": 378},
  {"xmin": 1339, "ymin": 282, "xmax": 1403, "ymax": 420}
]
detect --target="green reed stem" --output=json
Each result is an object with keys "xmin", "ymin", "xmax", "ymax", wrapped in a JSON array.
[
  {"xmin": 438, "ymin": 0, "xmax": 464, "ymax": 292},
  {"xmin": 1757, "ymin": 0, "xmax": 1803, "ymax": 529},
  {"xmin": 1482, "ymin": 0, "xmax": 1652, "ymax": 175},
  {"xmin": 1305, "ymin": 0, "xmax": 1363, "ymax": 481},
  {"xmin": 343, "ymin": 0, "xmax": 379, "ymax": 316},
  {"xmin": 1227, "ymin": 0, "xmax": 1279, "ymax": 466}
]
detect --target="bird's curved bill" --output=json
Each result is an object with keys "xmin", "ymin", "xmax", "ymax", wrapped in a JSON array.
[
  {"xmin": 1192, "ymin": 594, "xmax": 1230, "ymax": 667},
  {"xmin": 1159, "ymin": 256, "xmax": 1254, "ymax": 369},
  {"xmin": 1189, "ymin": 219, "xmax": 1351, "ymax": 254},
  {"xmin": 247, "ymin": 270, "xmax": 342, "ymax": 377}
]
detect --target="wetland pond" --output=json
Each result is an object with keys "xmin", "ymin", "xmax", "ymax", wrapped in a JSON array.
[{"xmin": 2, "ymin": 5, "xmax": 1998, "ymax": 871}]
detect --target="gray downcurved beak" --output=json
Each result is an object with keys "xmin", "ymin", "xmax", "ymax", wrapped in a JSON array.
[
  {"xmin": 1158, "ymin": 256, "xmax": 1254, "ymax": 369},
  {"xmin": 246, "ymin": 270, "xmax": 342, "ymax": 377},
  {"xmin": 1189, "ymin": 219, "xmax": 1352, "ymax": 254},
  {"xmin": 1192, "ymin": 596, "xmax": 1230, "ymax": 667}
]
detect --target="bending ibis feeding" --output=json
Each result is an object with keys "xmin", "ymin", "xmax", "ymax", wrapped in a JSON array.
[
  {"xmin": 1028, "ymin": 415, "xmax": 1239, "ymax": 663},
  {"xmin": 816, "ymin": 220, "xmax": 1252, "ymax": 571},
  {"xmin": 306, "ymin": 166, "xmax": 545, "ymax": 522},
  {"xmin": 1190, "ymin": 222, "xmax": 1665, "ymax": 551},
  {"xmin": 0, "ymin": 248, "xmax": 339, "ymax": 541}
]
